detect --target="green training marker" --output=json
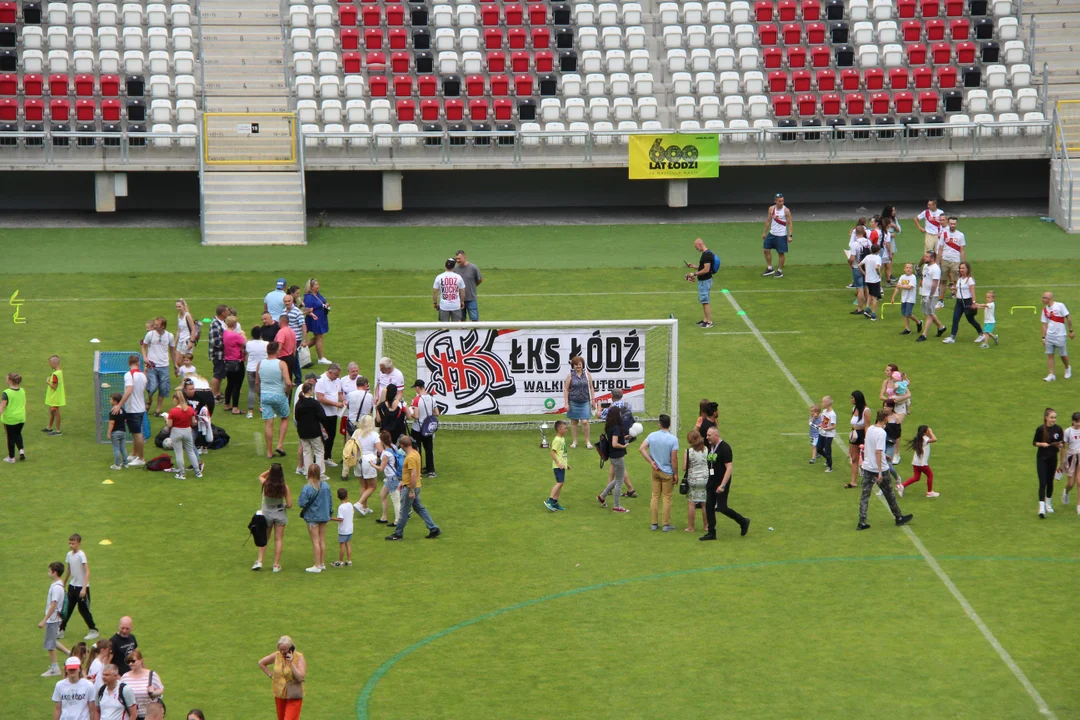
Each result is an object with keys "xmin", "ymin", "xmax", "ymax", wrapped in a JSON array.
[
  {"xmin": 721, "ymin": 288, "xmax": 729, "ymax": 294},
  {"xmin": 202, "ymin": 318, "xmax": 212, "ymax": 323},
  {"xmin": 737, "ymin": 311, "xmax": 746, "ymax": 316}
]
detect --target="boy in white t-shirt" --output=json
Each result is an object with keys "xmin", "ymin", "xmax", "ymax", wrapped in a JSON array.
[
  {"xmin": 331, "ymin": 487, "xmax": 355, "ymax": 567},
  {"xmin": 39, "ymin": 561, "xmax": 66, "ymax": 677},
  {"xmin": 816, "ymin": 396, "xmax": 837, "ymax": 473},
  {"xmin": 859, "ymin": 245, "xmax": 884, "ymax": 321},
  {"xmin": 890, "ymin": 262, "xmax": 923, "ymax": 336},
  {"xmin": 52, "ymin": 656, "xmax": 95, "ymax": 720},
  {"xmin": 974, "ymin": 291, "xmax": 998, "ymax": 349},
  {"xmin": 176, "ymin": 353, "xmax": 198, "ymax": 381}
]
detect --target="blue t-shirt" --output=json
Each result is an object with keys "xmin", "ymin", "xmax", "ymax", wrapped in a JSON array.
[
  {"xmin": 297, "ymin": 481, "xmax": 332, "ymax": 523},
  {"xmin": 264, "ymin": 289, "xmax": 287, "ymax": 321},
  {"xmin": 645, "ymin": 430, "xmax": 679, "ymax": 474}
]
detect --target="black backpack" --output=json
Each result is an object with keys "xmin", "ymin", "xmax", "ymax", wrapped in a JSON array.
[
  {"xmin": 98, "ymin": 682, "xmax": 135, "ymax": 710},
  {"xmin": 595, "ymin": 434, "xmax": 611, "ymax": 467},
  {"xmin": 248, "ymin": 513, "xmax": 268, "ymax": 548},
  {"xmin": 208, "ymin": 425, "xmax": 230, "ymax": 450},
  {"xmin": 154, "ymin": 427, "xmax": 170, "ymax": 449}
]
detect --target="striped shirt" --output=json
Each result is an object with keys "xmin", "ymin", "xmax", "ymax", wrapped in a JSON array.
[
  {"xmin": 120, "ymin": 670, "xmax": 163, "ymax": 718},
  {"xmin": 287, "ymin": 306, "xmax": 305, "ymax": 344}
]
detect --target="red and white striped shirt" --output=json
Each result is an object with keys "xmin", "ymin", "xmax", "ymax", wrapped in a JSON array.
[{"xmin": 1043, "ymin": 302, "xmax": 1070, "ymax": 342}]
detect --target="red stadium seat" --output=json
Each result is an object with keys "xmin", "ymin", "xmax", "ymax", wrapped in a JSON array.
[
  {"xmin": 485, "ymin": 29, "xmax": 504, "ymax": 49},
  {"xmin": 769, "ymin": 70, "xmax": 788, "ymax": 92},
  {"xmin": 0, "ymin": 73, "xmax": 15, "ymax": 96},
  {"xmin": 815, "ymin": 69, "xmax": 836, "ymax": 91},
  {"xmin": 362, "ymin": 5, "xmax": 381, "ymax": 26},
  {"xmin": 778, "ymin": 0, "xmax": 797, "ymax": 20},
  {"xmin": 389, "ymin": 29, "xmax": 407, "ymax": 49},
  {"xmin": 75, "ymin": 99, "xmax": 95, "ymax": 122},
  {"xmin": 935, "ymin": 65, "xmax": 957, "ymax": 88},
  {"xmin": 811, "ymin": 46, "xmax": 831, "ymax": 67},
  {"xmin": 394, "ymin": 74, "xmax": 413, "ymax": 96},
  {"xmin": 755, "ymin": 1, "xmax": 774, "ymax": 20},
  {"xmin": 74, "ymin": 74, "xmax": 94, "ymax": 97},
  {"xmin": 465, "ymin": 74, "xmax": 485, "ymax": 96},
  {"xmin": 101, "ymin": 99, "xmax": 120, "ymax": 122},
  {"xmin": 945, "ymin": 0, "xmax": 963, "ymax": 14},
  {"xmin": 786, "ymin": 47, "xmax": 808, "ymax": 68},
  {"xmin": 772, "ymin": 93, "xmax": 792, "ymax": 116},
  {"xmin": 486, "ymin": 51, "xmax": 506, "ymax": 72},
  {"xmin": 369, "ymin": 74, "xmax": 388, "ymax": 96},
  {"xmin": 98, "ymin": 75, "xmax": 118, "ymax": 98},
  {"xmin": 956, "ymin": 41, "xmax": 975, "ymax": 63},
  {"xmin": 505, "ymin": 3, "xmax": 523, "ymax": 25},
  {"xmin": 386, "ymin": 4, "xmax": 404, "ymax": 25},
  {"xmin": 759, "ymin": 23, "xmax": 778, "ymax": 45},
  {"xmin": 420, "ymin": 99, "xmax": 439, "ymax": 121},
  {"xmin": 511, "ymin": 51, "xmax": 530, "ymax": 73},
  {"xmin": 898, "ymin": 0, "xmax": 916, "ymax": 17},
  {"xmin": 528, "ymin": 4, "xmax": 547, "ymax": 24},
  {"xmin": 949, "ymin": 19, "xmax": 969, "ymax": 40},
  {"xmin": 469, "ymin": 98, "xmax": 488, "ymax": 121},
  {"xmin": 918, "ymin": 90, "xmax": 939, "ymax": 112},
  {"xmin": 913, "ymin": 66, "xmax": 932, "ymax": 88},
  {"xmin": 23, "ymin": 98, "xmax": 44, "ymax": 121},
  {"xmin": 926, "ymin": 19, "xmax": 945, "ymax": 40},
  {"xmin": 821, "ymin": 92, "xmax": 841, "ymax": 115},
  {"xmin": 535, "ymin": 50, "xmax": 553, "ymax": 72},
  {"xmin": 418, "ymin": 75, "xmax": 437, "ymax": 96},
  {"xmin": 494, "ymin": 97, "xmax": 512, "ymax": 120},
  {"xmin": 49, "ymin": 74, "xmax": 68, "ymax": 96},
  {"xmin": 865, "ymin": 67, "xmax": 884, "ymax": 90},
  {"xmin": 869, "ymin": 91, "xmax": 890, "ymax": 114},
  {"xmin": 906, "ymin": 43, "xmax": 926, "ymax": 65},
  {"xmin": 889, "ymin": 67, "xmax": 909, "ymax": 89},
  {"xmin": 341, "ymin": 28, "xmax": 359, "ymax": 50},
  {"xmin": 806, "ymin": 22, "xmax": 826, "ymax": 44},
  {"xmin": 800, "ymin": 0, "xmax": 820, "ymax": 20},
  {"xmin": 342, "ymin": 52, "xmax": 362, "ymax": 73},
  {"xmin": 920, "ymin": 0, "xmax": 939, "ymax": 16},
  {"xmin": 0, "ymin": 97, "xmax": 15, "ymax": 121},
  {"xmin": 894, "ymin": 90, "xmax": 914, "ymax": 113},
  {"xmin": 931, "ymin": 42, "xmax": 951, "ymax": 64},
  {"xmin": 796, "ymin": 93, "xmax": 817, "ymax": 116},
  {"xmin": 840, "ymin": 68, "xmax": 860, "ymax": 90},
  {"xmin": 763, "ymin": 48, "xmax": 782, "ymax": 68},
  {"xmin": 783, "ymin": 23, "xmax": 802, "ymax": 44},
  {"xmin": 49, "ymin": 98, "xmax": 70, "ymax": 121},
  {"xmin": 514, "ymin": 74, "xmax": 533, "ymax": 95},
  {"xmin": 365, "ymin": 29, "xmax": 384, "ymax": 50},
  {"xmin": 508, "ymin": 28, "xmax": 527, "ymax": 49},
  {"xmin": 902, "ymin": 20, "xmax": 922, "ymax": 41},
  {"xmin": 792, "ymin": 69, "xmax": 811, "ymax": 91},
  {"xmin": 482, "ymin": 5, "xmax": 500, "ymax": 25},
  {"xmin": 0, "ymin": 2, "xmax": 14, "ymax": 23},
  {"xmin": 391, "ymin": 51, "xmax": 410, "ymax": 73},
  {"xmin": 339, "ymin": 4, "xmax": 358, "ymax": 25},
  {"xmin": 395, "ymin": 99, "xmax": 415, "ymax": 121},
  {"xmin": 490, "ymin": 73, "xmax": 509, "ymax": 95},
  {"xmin": 365, "ymin": 51, "xmax": 387, "ymax": 69},
  {"xmin": 444, "ymin": 98, "xmax": 464, "ymax": 121},
  {"xmin": 844, "ymin": 92, "xmax": 865, "ymax": 114},
  {"xmin": 531, "ymin": 27, "xmax": 550, "ymax": 49}
]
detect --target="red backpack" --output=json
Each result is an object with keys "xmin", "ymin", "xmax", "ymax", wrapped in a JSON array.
[{"xmin": 145, "ymin": 454, "xmax": 173, "ymax": 472}]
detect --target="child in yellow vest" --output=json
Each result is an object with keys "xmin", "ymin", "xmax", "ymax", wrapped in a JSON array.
[
  {"xmin": 1, "ymin": 372, "xmax": 27, "ymax": 462},
  {"xmin": 45, "ymin": 355, "xmax": 65, "ymax": 436}
]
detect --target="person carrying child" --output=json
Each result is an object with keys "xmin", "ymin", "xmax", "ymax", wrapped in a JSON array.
[
  {"xmin": 808, "ymin": 404, "xmax": 822, "ymax": 464},
  {"xmin": 890, "ymin": 264, "xmax": 923, "ymax": 336},
  {"xmin": 331, "ymin": 487, "xmax": 354, "ymax": 567},
  {"xmin": 545, "ymin": 420, "xmax": 569, "ymax": 512},
  {"xmin": 898, "ymin": 425, "xmax": 938, "ymax": 498},
  {"xmin": 44, "ymin": 355, "xmax": 65, "ymax": 435},
  {"xmin": 816, "ymin": 396, "xmax": 836, "ymax": 473},
  {"xmin": 973, "ymin": 290, "xmax": 999, "ymax": 349}
]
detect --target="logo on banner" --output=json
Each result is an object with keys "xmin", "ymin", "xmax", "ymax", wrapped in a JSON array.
[
  {"xmin": 422, "ymin": 330, "xmax": 516, "ymax": 414},
  {"xmin": 628, "ymin": 133, "xmax": 720, "ymax": 180}
]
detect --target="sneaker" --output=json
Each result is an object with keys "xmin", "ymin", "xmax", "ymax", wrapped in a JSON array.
[
  {"xmin": 695, "ymin": 320, "xmax": 707, "ymax": 327},
  {"xmin": 41, "ymin": 427, "xmax": 51, "ymax": 433},
  {"xmin": 544, "ymin": 498, "xmax": 557, "ymax": 512},
  {"xmin": 662, "ymin": 524, "xmax": 676, "ymax": 532},
  {"xmin": 305, "ymin": 566, "xmax": 322, "ymax": 573},
  {"xmin": 324, "ymin": 459, "xmax": 338, "ymax": 468},
  {"xmin": 1039, "ymin": 511, "xmax": 1046, "ymax": 519},
  {"xmin": 845, "ymin": 283, "xmax": 856, "ymax": 289},
  {"xmin": 895, "ymin": 514, "xmax": 913, "ymax": 526},
  {"xmin": 863, "ymin": 310, "xmax": 873, "ymax": 319},
  {"xmin": 916, "ymin": 335, "xmax": 927, "ymax": 342},
  {"xmin": 857, "ymin": 522, "xmax": 871, "ymax": 531},
  {"xmin": 809, "ymin": 458, "xmax": 816, "ymax": 464},
  {"xmin": 128, "ymin": 458, "xmax": 145, "ymax": 467},
  {"xmin": 272, "ymin": 566, "xmax": 281, "ymax": 573},
  {"xmin": 699, "ymin": 532, "xmax": 717, "ymax": 541},
  {"xmin": 935, "ymin": 300, "xmax": 945, "ymax": 309},
  {"xmin": 869, "ymin": 313, "xmax": 877, "ymax": 321},
  {"xmin": 892, "ymin": 453, "xmax": 900, "ymax": 464},
  {"xmin": 926, "ymin": 491, "xmax": 940, "ymax": 498},
  {"xmin": 375, "ymin": 518, "xmax": 388, "ymax": 524},
  {"xmin": 85, "ymin": 629, "xmax": 99, "ymax": 641},
  {"xmin": 586, "ymin": 443, "xmax": 593, "ymax": 450},
  {"xmin": 569, "ymin": 443, "xmax": 577, "ymax": 449},
  {"xmin": 246, "ymin": 412, "xmax": 253, "ymax": 419},
  {"xmin": 194, "ymin": 470, "xmax": 203, "ymax": 478},
  {"xmin": 252, "ymin": 561, "xmax": 263, "ymax": 571},
  {"xmin": 353, "ymin": 501, "xmax": 365, "ymax": 514},
  {"xmin": 41, "ymin": 666, "xmax": 61, "ymax": 677},
  {"xmin": 109, "ymin": 464, "xmax": 123, "ymax": 470},
  {"xmin": 762, "ymin": 268, "xmax": 775, "ymax": 276},
  {"xmin": 174, "ymin": 474, "xmax": 186, "ymax": 480},
  {"xmin": 612, "ymin": 506, "xmax": 630, "ymax": 513},
  {"xmin": 896, "ymin": 483, "xmax": 904, "ymax": 497},
  {"xmin": 425, "ymin": 528, "xmax": 442, "ymax": 539},
  {"xmin": 991, "ymin": 333, "xmax": 999, "ymax": 345},
  {"xmin": 426, "ymin": 472, "xmax": 437, "ymax": 478},
  {"xmin": 650, "ymin": 523, "xmax": 659, "ymax": 531},
  {"xmin": 824, "ymin": 467, "xmax": 833, "ymax": 473},
  {"xmin": 936, "ymin": 327, "xmax": 947, "ymax": 337},
  {"xmin": 1067, "ymin": 367, "xmax": 1073, "ymax": 380},
  {"xmin": 385, "ymin": 534, "xmax": 403, "ymax": 541},
  {"xmin": 2, "ymin": 457, "xmax": 15, "ymax": 463},
  {"xmin": 774, "ymin": 270, "xmax": 784, "ymax": 278},
  {"xmin": 900, "ymin": 329, "xmax": 912, "ymax": 335},
  {"xmin": 916, "ymin": 320, "xmax": 923, "ymax": 333},
  {"xmin": 942, "ymin": 337, "xmax": 955, "ymax": 344},
  {"xmin": 317, "ymin": 357, "xmax": 333, "ymax": 365},
  {"xmin": 850, "ymin": 309, "xmax": 865, "ymax": 315},
  {"xmin": 1044, "ymin": 374, "xmax": 1057, "ymax": 382},
  {"xmin": 126, "ymin": 455, "xmax": 136, "ymax": 463},
  {"xmin": 554, "ymin": 501, "xmax": 567, "ymax": 511},
  {"xmin": 1063, "ymin": 489, "xmax": 1070, "ymax": 506},
  {"xmin": 331, "ymin": 561, "xmax": 344, "ymax": 567},
  {"xmin": 48, "ymin": 430, "xmax": 62, "ymax": 436},
  {"xmin": 702, "ymin": 322, "xmax": 714, "ymax": 328},
  {"xmin": 345, "ymin": 561, "xmax": 352, "ymax": 565},
  {"xmin": 1046, "ymin": 504, "xmax": 1055, "ymax": 514},
  {"xmin": 980, "ymin": 343, "xmax": 989, "ymax": 349},
  {"xmin": 740, "ymin": 517, "xmax": 751, "ymax": 536},
  {"xmin": 57, "ymin": 629, "xmax": 65, "ymax": 639},
  {"xmin": 974, "ymin": 335, "xmax": 984, "ymax": 343},
  {"xmin": 596, "ymin": 494, "xmax": 607, "ymax": 508}
]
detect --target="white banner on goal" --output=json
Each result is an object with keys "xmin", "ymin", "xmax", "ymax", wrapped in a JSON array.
[{"xmin": 414, "ymin": 327, "xmax": 646, "ymax": 416}]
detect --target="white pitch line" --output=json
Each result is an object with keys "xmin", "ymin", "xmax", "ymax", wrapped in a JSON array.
[
  {"xmin": 722, "ymin": 289, "xmax": 1058, "ymax": 720},
  {"xmin": 19, "ymin": 282, "xmax": 1080, "ymax": 304},
  {"xmin": 253, "ymin": 432, "xmax": 265, "ymax": 456},
  {"xmin": 706, "ymin": 330, "xmax": 804, "ymax": 335}
]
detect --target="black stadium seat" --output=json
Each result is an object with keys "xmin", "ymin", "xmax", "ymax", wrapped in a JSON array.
[
  {"xmin": 517, "ymin": 98, "xmax": 536, "ymax": 120},
  {"xmin": 472, "ymin": 122, "xmax": 491, "ymax": 146},
  {"xmin": 127, "ymin": 122, "xmax": 146, "ymax": 146},
  {"xmin": 826, "ymin": 0, "xmax": 845, "ymax": 20},
  {"xmin": 24, "ymin": 122, "xmax": 43, "ymax": 147},
  {"xmin": 22, "ymin": 2, "xmax": 41, "ymax": 24},
  {"xmin": 442, "ymin": 74, "xmax": 460, "ymax": 97},
  {"xmin": 827, "ymin": 117, "xmax": 847, "ymax": 139},
  {"xmin": 559, "ymin": 50, "xmax": 577, "ymax": 72},
  {"xmin": 127, "ymin": 99, "xmax": 145, "ymax": 122},
  {"xmin": 974, "ymin": 18, "xmax": 993, "ymax": 39},
  {"xmin": 830, "ymin": 22, "xmax": 848, "ymax": 44},
  {"xmin": 900, "ymin": 115, "xmax": 920, "ymax": 137},
  {"xmin": 415, "ymin": 50, "xmax": 433, "ymax": 73},
  {"xmin": 802, "ymin": 117, "xmax": 823, "ymax": 141},
  {"xmin": 538, "ymin": 74, "xmax": 557, "ymax": 96},
  {"xmin": 423, "ymin": 123, "xmax": 441, "ymax": 147},
  {"xmin": 778, "ymin": 118, "xmax": 797, "ymax": 141},
  {"xmin": 447, "ymin": 122, "xmax": 466, "ymax": 146},
  {"xmin": 835, "ymin": 44, "xmax": 854, "ymax": 67},
  {"xmin": 944, "ymin": 89, "xmax": 963, "ymax": 112},
  {"xmin": 126, "ymin": 75, "xmax": 144, "ymax": 97},
  {"xmin": 51, "ymin": 122, "xmax": 70, "ymax": 147},
  {"xmin": 962, "ymin": 65, "xmax": 981, "ymax": 87},
  {"xmin": 924, "ymin": 114, "xmax": 944, "ymax": 138},
  {"xmin": 0, "ymin": 121, "xmax": 15, "ymax": 147},
  {"xmin": 497, "ymin": 121, "xmax": 515, "ymax": 146},
  {"xmin": 103, "ymin": 122, "xmax": 121, "ymax": 147},
  {"xmin": 980, "ymin": 41, "xmax": 999, "ymax": 63},
  {"xmin": 76, "ymin": 122, "xmax": 96, "ymax": 147},
  {"xmin": 850, "ymin": 116, "xmax": 870, "ymax": 140}
]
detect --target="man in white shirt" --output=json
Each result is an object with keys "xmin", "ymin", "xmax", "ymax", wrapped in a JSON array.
[
  {"xmin": 111, "ymin": 355, "xmax": 147, "ymax": 466},
  {"xmin": 916, "ymin": 252, "xmax": 947, "ymax": 342},
  {"xmin": 315, "ymin": 364, "xmax": 345, "ymax": 466},
  {"xmin": 1041, "ymin": 292, "xmax": 1075, "ymax": 382},
  {"xmin": 341, "ymin": 363, "xmax": 361, "ymax": 396},
  {"xmin": 936, "ymin": 216, "xmax": 966, "ymax": 305},
  {"xmin": 859, "ymin": 243, "xmax": 884, "ymax": 321},
  {"xmin": 858, "ymin": 410, "xmax": 912, "ymax": 530},
  {"xmin": 847, "ymin": 226, "xmax": 871, "ymax": 316},
  {"xmin": 59, "ymin": 533, "xmax": 98, "ymax": 641},
  {"xmin": 94, "ymin": 665, "xmax": 138, "ymax": 720},
  {"xmin": 53, "ymin": 656, "xmax": 94, "ymax": 720},
  {"xmin": 433, "ymin": 258, "xmax": 467, "ymax": 322},
  {"xmin": 375, "ymin": 358, "xmax": 405, "ymax": 406},
  {"xmin": 345, "ymin": 375, "xmax": 375, "ymax": 430},
  {"xmin": 140, "ymin": 317, "xmax": 175, "ymax": 415},
  {"xmin": 408, "ymin": 379, "xmax": 441, "ymax": 478},
  {"xmin": 914, "ymin": 199, "xmax": 945, "ymax": 254}
]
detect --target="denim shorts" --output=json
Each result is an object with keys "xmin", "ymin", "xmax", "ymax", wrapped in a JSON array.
[
  {"xmin": 851, "ymin": 266, "xmax": 865, "ymax": 289},
  {"xmin": 146, "ymin": 366, "xmax": 171, "ymax": 397},
  {"xmin": 212, "ymin": 358, "xmax": 227, "ymax": 380},
  {"xmin": 124, "ymin": 411, "xmax": 145, "ymax": 435},
  {"xmin": 1046, "ymin": 338, "xmax": 1068, "ymax": 356},
  {"xmin": 567, "ymin": 400, "xmax": 591, "ymax": 420},
  {"xmin": 764, "ymin": 233, "xmax": 789, "ymax": 253},
  {"xmin": 553, "ymin": 468, "xmax": 565, "ymax": 483},
  {"xmin": 338, "ymin": 533, "xmax": 352, "ymax": 544},
  {"xmin": 697, "ymin": 277, "xmax": 713, "ymax": 304},
  {"xmin": 260, "ymin": 393, "xmax": 290, "ymax": 420},
  {"xmin": 901, "ymin": 302, "xmax": 915, "ymax": 317}
]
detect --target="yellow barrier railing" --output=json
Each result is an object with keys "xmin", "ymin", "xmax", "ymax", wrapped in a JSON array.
[
  {"xmin": 202, "ymin": 112, "xmax": 297, "ymax": 165},
  {"xmin": 1058, "ymin": 100, "xmax": 1080, "ymax": 155}
]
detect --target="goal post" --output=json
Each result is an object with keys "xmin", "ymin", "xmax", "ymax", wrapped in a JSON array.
[{"xmin": 374, "ymin": 319, "xmax": 678, "ymax": 431}]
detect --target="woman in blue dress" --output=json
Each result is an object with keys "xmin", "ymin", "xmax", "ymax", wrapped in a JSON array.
[{"xmin": 302, "ymin": 278, "xmax": 332, "ymax": 366}]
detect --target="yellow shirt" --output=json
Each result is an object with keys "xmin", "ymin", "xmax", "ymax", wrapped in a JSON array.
[
  {"xmin": 45, "ymin": 369, "xmax": 65, "ymax": 407},
  {"xmin": 402, "ymin": 450, "xmax": 422, "ymax": 488},
  {"xmin": 272, "ymin": 651, "xmax": 304, "ymax": 699},
  {"xmin": 551, "ymin": 435, "xmax": 567, "ymax": 469}
]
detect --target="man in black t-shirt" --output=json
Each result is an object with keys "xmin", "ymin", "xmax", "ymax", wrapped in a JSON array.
[
  {"xmin": 258, "ymin": 312, "xmax": 279, "ymax": 343},
  {"xmin": 700, "ymin": 426, "xmax": 750, "ymax": 541},
  {"xmin": 684, "ymin": 238, "xmax": 717, "ymax": 329},
  {"xmin": 109, "ymin": 616, "xmax": 138, "ymax": 675}
]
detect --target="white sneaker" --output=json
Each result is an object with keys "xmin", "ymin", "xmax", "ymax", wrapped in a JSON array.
[
  {"xmin": 942, "ymin": 337, "xmax": 955, "ymax": 344},
  {"xmin": 926, "ymin": 491, "xmax": 940, "ymax": 498},
  {"xmin": 1064, "ymin": 490, "xmax": 1071, "ymax": 506},
  {"xmin": 126, "ymin": 455, "xmax": 136, "ymax": 463},
  {"xmin": 569, "ymin": 443, "xmax": 577, "ymax": 449},
  {"xmin": 85, "ymin": 629, "xmax": 99, "ymax": 640},
  {"xmin": 109, "ymin": 464, "xmax": 123, "ymax": 470},
  {"xmin": 973, "ymin": 335, "xmax": 984, "ymax": 343},
  {"xmin": 895, "ymin": 483, "xmax": 904, "ymax": 497},
  {"xmin": 128, "ymin": 458, "xmax": 145, "ymax": 467},
  {"xmin": 252, "ymin": 561, "xmax": 263, "ymax": 571},
  {"xmin": 353, "ymin": 501, "xmax": 364, "ymax": 513},
  {"xmin": 57, "ymin": 629, "xmax": 65, "ymax": 639},
  {"xmin": 1046, "ymin": 503, "xmax": 1055, "ymax": 514},
  {"xmin": 317, "ymin": 357, "xmax": 332, "ymax": 365},
  {"xmin": 41, "ymin": 666, "xmax": 61, "ymax": 677},
  {"xmin": 1044, "ymin": 374, "xmax": 1057, "ymax": 382},
  {"xmin": 892, "ymin": 453, "xmax": 901, "ymax": 464},
  {"xmin": 325, "ymin": 459, "xmax": 338, "ymax": 468},
  {"xmin": 585, "ymin": 443, "xmax": 593, "ymax": 450},
  {"xmin": 305, "ymin": 566, "xmax": 322, "ymax": 573},
  {"xmin": 273, "ymin": 565, "xmax": 281, "ymax": 572},
  {"xmin": 1067, "ymin": 367, "xmax": 1073, "ymax": 379},
  {"xmin": 318, "ymin": 564, "xmax": 326, "ymax": 570},
  {"xmin": 295, "ymin": 468, "xmax": 305, "ymax": 476},
  {"xmin": 246, "ymin": 412, "xmax": 253, "ymax": 419}
]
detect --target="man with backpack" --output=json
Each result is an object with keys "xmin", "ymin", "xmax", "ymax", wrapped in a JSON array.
[
  {"xmin": 684, "ymin": 238, "xmax": 720, "ymax": 329},
  {"xmin": 408, "ymin": 380, "xmax": 440, "ymax": 478},
  {"xmin": 94, "ymin": 664, "xmax": 137, "ymax": 720}
]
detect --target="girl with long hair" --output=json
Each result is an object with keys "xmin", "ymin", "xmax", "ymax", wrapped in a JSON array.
[
  {"xmin": 684, "ymin": 429, "xmax": 709, "ymax": 533},
  {"xmin": 899, "ymin": 425, "xmax": 937, "ymax": 498},
  {"xmin": 175, "ymin": 299, "xmax": 196, "ymax": 368},
  {"xmin": 255, "ymin": 463, "xmax": 292, "ymax": 572},
  {"xmin": 596, "ymin": 406, "xmax": 630, "ymax": 513},
  {"xmin": 85, "ymin": 638, "xmax": 112, "ymax": 689},
  {"xmin": 298, "ymin": 464, "xmax": 332, "ymax": 572},
  {"xmin": 375, "ymin": 385, "xmax": 407, "ymax": 446},
  {"xmin": 942, "ymin": 261, "xmax": 982, "ymax": 344},
  {"xmin": 844, "ymin": 390, "xmax": 871, "ymax": 489},
  {"xmin": 1033, "ymin": 408, "xmax": 1064, "ymax": 518},
  {"xmin": 372, "ymin": 430, "xmax": 401, "ymax": 526},
  {"xmin": 351, "ymin": 414, "xmax": 381, "ymax": 515}
]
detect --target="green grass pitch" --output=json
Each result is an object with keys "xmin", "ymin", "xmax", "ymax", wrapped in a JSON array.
[{"xmin": 1, "ymin": 217, "xmax": 1079, "ymax": 719}]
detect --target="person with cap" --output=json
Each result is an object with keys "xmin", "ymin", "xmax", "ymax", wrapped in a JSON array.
[
  {"xmin": 453, "ymin": 250, "xmax": 484, "ymax": 322},
  {"xmin": 52, "ymin": 655, "xmax": 95, "ymax": 720},
  {"xmin": 408, "ymin": 379, "xmax": 440, "ymax": 478},
  {"xmin": 264, "ymin": 279, "xmax": 288, "ymax": 322},
  {"xmin": 761, "ymin": 193, "xmax": 793, "ymax": 279},
  {"xmin": 433, "ymin": 258, "xmax": 467, "ymax": 322}
]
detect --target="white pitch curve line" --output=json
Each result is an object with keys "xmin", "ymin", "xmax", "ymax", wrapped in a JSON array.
[{"xmin": 722, "ymin": 289, "xmax": 1058, "ymax": 720}]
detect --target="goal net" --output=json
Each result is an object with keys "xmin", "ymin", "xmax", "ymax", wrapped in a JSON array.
[
  {"xmin": 94, "ymin": 351, "xmax": 151, "ymax": 444},
  {"xmin": 374, "ymin": 320, "xmax": 678, "ymax": 431}
]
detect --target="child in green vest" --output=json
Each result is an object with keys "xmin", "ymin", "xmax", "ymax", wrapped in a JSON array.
[
  {"xmin": 44, "ymin": 355, "xmax": 65, "ymax": 436},
  {"xmin": 1, "ymin": 372, "xmax": 27, "ymax": 463}
]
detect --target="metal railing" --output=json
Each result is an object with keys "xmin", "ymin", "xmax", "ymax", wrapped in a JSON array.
[
  {"xmin": 300, "ymin": 119, "xmax": 1053, "ymax": 168},
  {"xmin": 1052, "ymin": 107, "xmax": 1075, "ymax": 231},
  {"xmin": 0, "ymin": 129, "xmax": 200, "ymax": 164}
]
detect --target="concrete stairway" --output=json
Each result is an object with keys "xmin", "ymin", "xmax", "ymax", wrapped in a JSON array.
[
  {"xmin": 202, "ymin": 172, "xmax": 307, "ymax": 244},
  {"xmin": 198, "ymin": 0, "xmax": 306, "ymax": 244},
  {"xmin": 1021, "ymin": 0, "xmax": 1080, "ymax": 102}
]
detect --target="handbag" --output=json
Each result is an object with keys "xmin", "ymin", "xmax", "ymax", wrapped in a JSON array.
[
  {"xmin": 225, "ymin": 359, "xmax": 243, "ymax": 374},
  {"xmin": 298, "ymin": 345, "xmax": 313, "ymax": 368},
  {"xmin": 298, "ymin": 489, "xmax": 318, "ymax": 521},
  {"xmin": 679, "ymin": 449, "xmax": 690, "ymax": 495},
  {"xmin": 146, "ymin": 671, "xmax": 166, "ymax": 717}
]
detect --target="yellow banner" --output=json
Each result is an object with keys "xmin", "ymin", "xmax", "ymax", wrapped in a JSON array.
[{"xmin": 628, "ymin": 133, "xmax": 720, "ymax": 180}]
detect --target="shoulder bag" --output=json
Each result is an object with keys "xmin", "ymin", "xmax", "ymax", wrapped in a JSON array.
[{"xmin": 679, "ymin": 449, "xmax": 690, "ymax": 495}]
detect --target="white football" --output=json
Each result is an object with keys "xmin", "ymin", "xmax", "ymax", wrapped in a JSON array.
[
  {"xmin": 629, "ymin": 422, "xmax": 644, "ymax": 438},
  {"xmin": 163, "ymin": 438, "xmax": 174, "ymax": 449}
]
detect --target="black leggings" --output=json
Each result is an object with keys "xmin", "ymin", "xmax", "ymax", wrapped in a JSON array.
[
  {"xmin": 224, "ymin": 367, "xmax": 245, "ymax": 408},
  {"xmin": 951, "ymin": 298, "xmax": 982, "ymax": 338},
  {"xmin": 4, "ymin": 422, "xmax": 23, "ymax": 458},
  {"xmin": 1037, "ymin": 455, "xmax": 1057, "ymax": 501},
  {"xmin": 816, "ymin": 436, "xmax": 833, "ymax": 470},
  {"xmin": 321, "ymin": 414, "xmax": 338, "ymax": 459},
  {"xmin": 411, "ymin": 430, "xmax": 435, "ymax": 474}
]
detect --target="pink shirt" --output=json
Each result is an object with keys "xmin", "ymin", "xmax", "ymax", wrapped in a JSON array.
[{"xmin": 223, "ymin": 330, "xmax": 245, "ymax": 362}]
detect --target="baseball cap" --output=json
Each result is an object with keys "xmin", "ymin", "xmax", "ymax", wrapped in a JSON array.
[
  {"xmin": 412, "ymin": 379, "xmax": 425, "ymax": 389},
  {"xmin": 65, "ymin": 657, "xmax": 82, "ymax": 669},
  {"xmin": 183, "ymin": 378, "xmax": 194, "ymax": 386},
  {"xmin": 774, "ymin": 192, "xmax": 784, "ymax": 198},
  {"xmin": 276, "ymin": 278, "xmax": 286, "ymax": 289}
]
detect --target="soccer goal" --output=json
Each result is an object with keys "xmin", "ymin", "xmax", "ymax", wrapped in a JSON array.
[
  {"xmin": 94, "ymin": 351, "xmax": 151, "ymax": 444},
  {"xmin": 374, "ymin": 319, "xmax": 678, "ymax": 431}
]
